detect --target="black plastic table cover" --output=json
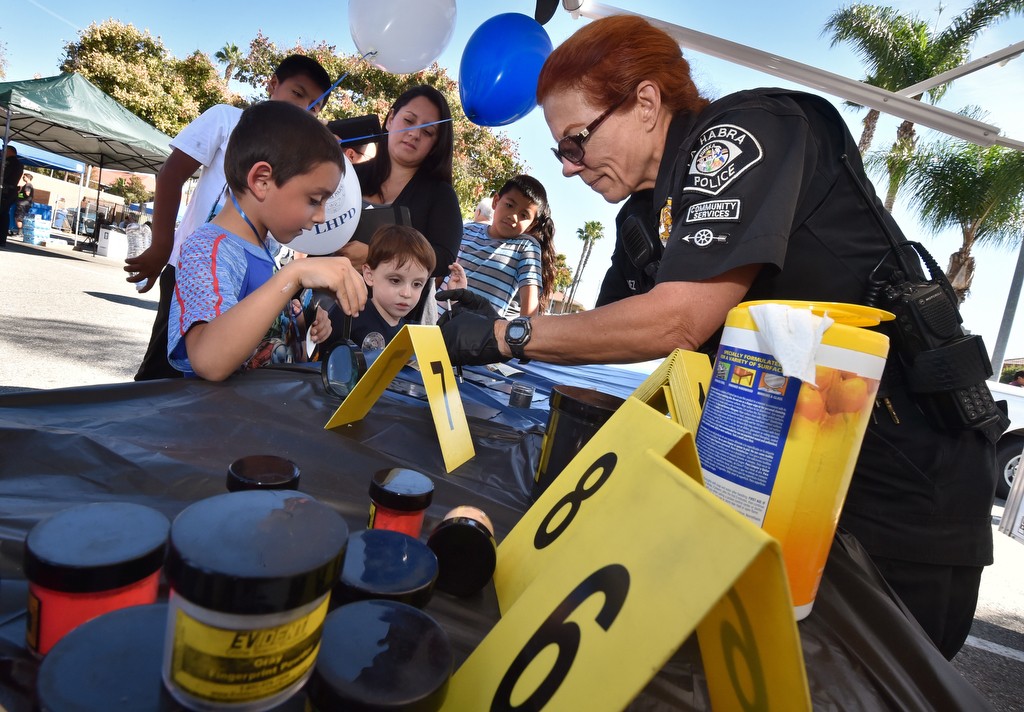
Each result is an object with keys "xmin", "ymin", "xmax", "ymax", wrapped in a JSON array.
[{"xmin": 0, "ymin": 363, "xmax": 992, "ymax": 711}]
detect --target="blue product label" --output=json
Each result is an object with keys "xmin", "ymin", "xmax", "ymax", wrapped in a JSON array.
[{"xmin": 695, "ymin": 340, "xmax": 799, "ymax": 526}]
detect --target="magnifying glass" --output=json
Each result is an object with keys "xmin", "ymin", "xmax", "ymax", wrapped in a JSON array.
[{"xmin": 321, "ymin": 341, "xmax": 368, "ymax": 398}]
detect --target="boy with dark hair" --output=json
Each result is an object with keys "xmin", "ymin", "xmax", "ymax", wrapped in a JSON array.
[
  {"xmin": 130, "ymin": 54, "xmax": 334, "ymax": 380},
  {"xmin": 168, "ymin": 101, "xmax": 365, "ymax": 381},
  {"xmin": 349, "ymin": 225, "xmax": 436, "ymax": 349},
  {"xmin": 443, "ymin": 174, "xmax": 557, "ymax": 317}
]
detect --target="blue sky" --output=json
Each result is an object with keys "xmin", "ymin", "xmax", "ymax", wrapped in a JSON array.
[{"xmin": 4, "ymin": 0, "xmax": 1024, "ymax": 360}]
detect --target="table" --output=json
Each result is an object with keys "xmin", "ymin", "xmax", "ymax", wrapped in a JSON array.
[{"xmin": 0, "ymin": 364, "xmax": 992, "ymax": 710}]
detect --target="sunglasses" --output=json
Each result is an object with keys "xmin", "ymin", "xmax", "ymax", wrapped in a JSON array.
[{"xmin": 551, "ymin": 96, "xmax": 628, "ymax": 166}]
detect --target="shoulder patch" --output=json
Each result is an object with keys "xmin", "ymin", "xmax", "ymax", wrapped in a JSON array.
[
  {"xmin": 683, "ymin": 124, "xmax": 763, "ymax": 196},
  {"xmin": 684, "ymin": 199, "xmax": 742, "ymax": 223}
]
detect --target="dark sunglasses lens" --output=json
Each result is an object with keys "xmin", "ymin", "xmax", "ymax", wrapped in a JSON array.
[{"xmin": 556, "ymin": 138, "xmax": 584, "ymax": 165}]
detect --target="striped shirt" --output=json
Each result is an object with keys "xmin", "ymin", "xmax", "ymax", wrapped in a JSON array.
[{"xmin": 447, "ymin": 222, "xmax": 543, "ymax": 316}]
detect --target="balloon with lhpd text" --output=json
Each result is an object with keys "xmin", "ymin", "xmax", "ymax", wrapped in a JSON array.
[
  {"xmin": 285, "ymin": 154, "xmax": 361, "ymax": 255},
  {"xmin": 460, "ymin": 13, "xmax": 553, "ymax": 127},
  {"xmin": 350, "ymin": 0, "xmax": 457, "ymax": 75}
]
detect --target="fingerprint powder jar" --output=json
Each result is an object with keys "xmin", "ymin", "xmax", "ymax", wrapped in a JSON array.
[
  {"xmin": 36, "ymin": 604, "xmax": 181, "ymax": 712},
  {"xmin": 367, "ymin": 468, "xmax": 434, "ymax": 538},
  {"xmin": 305, "ymin": 600, "xmax": 453, "ymax": 712},
  {"xmin": 226, "ymin": 455, "xmax": 300, "ymax": 492},
  {"xmin": 162, "ymin": 491, "xmax": 349, "ymax": 712},
  {"xmin": 427, "ymin": 506, "xmax": 497, "ymax": 597},
  {"xmin": 334, "ymin": 529, "xmax": 439, "ymax": 609},
  {"xmin": 36, "ymin": 603, "xmax": 306, "ymax": 712},
  {"xmin": 23, "ymin": 502, "xmax": 169, "ymax": 656}
]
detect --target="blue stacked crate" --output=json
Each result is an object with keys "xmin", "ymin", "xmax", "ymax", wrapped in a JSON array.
[{"xmin": 24, "ymin": 204, "xmax": 52, "ymax": 245}]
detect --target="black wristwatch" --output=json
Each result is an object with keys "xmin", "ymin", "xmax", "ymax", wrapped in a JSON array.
[{"xmin": 505, "ymin": 317, "xmax": 532, "ymax": 363}]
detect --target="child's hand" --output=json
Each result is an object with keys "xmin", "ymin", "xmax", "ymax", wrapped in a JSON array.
[
  {"xmin": 447, "ymin": 262, "xmax": 467, "ymax": 290},
  {"xmin": 309, "ymin": 305, "xmax": 332, "ymax": 344},
  {"xmin": 286, "ymin": 257, "xmax": 367, "ymax": 317}
]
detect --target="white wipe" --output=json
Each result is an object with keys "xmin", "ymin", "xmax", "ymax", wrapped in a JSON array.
[{"xmin": 748, "ymin": 303, "xmax": 833, "ymax": 386}]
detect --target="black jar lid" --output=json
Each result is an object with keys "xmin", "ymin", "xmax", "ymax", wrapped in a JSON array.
[
  {"xmin": 427, "ymin": 516, "xmax": 497, "ymax": 597},
  {"xmin": 36, "ymin": 603, "xmax": 183, "ymax": 711},
  {"xmin": 368, "ymin": 468, "xmax": 434, "ymax": 512},
  {"xmin": 549, "ymin": 384, "xmax": 625, "ymax": 422},
  {"xmin": 36, "ymin": 603, "xmax": 307, "ymax": 712},
  {"xmin": 226, "ymin": 455, "xmax": 300, "ymax": 492},
  {"xmin": 307, "ymin": 600, "xmax": 453, "ymax": 712},
  {"xmin": 335, "ymin": 529, "xmax": 438, "ymax": 609},
  {"xmin": 165, "ymin": 491, "xmax": 348, "ymax": 615},
  {"xmin": 24, "ymin": 502, "xmax": 169, "ymax": 593}
]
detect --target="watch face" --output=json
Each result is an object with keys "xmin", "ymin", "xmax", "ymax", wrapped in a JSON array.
[{"xmin": 507, "ymin": 322, "xmax": 528, "ymax": 342}]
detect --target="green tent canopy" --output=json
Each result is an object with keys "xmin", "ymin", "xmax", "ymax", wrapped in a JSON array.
[{"xmin": 0, "ymin": 73, "xmax": 172, "ymax": 176}]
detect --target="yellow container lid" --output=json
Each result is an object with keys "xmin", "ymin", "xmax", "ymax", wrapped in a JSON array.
[{"xmin": 728, "ymin": 300, "xmax": 892, "ymax": 356}]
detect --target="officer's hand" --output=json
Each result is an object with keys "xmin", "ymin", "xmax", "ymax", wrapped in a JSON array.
[
  {"xmin": 439, "ymin": 311, "xmax": 507, "ymax": 366},
  {"xmin": 435, "ymin": 288, "xmax": 500, "ymax": 326}
]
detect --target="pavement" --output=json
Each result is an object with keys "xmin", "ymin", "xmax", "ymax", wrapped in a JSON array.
[{"xmin": 2, "ymin": 233, "xmax": 1024, "ymax": 708}]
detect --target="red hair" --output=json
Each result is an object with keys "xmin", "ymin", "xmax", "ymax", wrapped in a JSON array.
[{"xmin": 537, "ymin": 15, "xmax": 708, "ymax": 116}]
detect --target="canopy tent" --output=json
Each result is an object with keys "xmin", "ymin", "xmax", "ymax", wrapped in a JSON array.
[
  {"xmin": 10, "ymin": 141, "xmax": 86, "ymax": 173},
  {"xmin": 0, "ymin": 73, "xmax": 173, "ymax": 237}
]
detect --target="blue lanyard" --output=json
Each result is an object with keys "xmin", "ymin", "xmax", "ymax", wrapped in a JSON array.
[{"xmin": 228, "ymin": 190, "xmax": 304, "ymax": 359}]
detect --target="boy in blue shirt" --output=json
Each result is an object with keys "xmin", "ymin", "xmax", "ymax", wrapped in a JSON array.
[
  {"xmin": 169, "ymin": 101, "xmax": 366, "ymax": 380},
  {"xmin": 132, "ymin": 54, "xmax": 333, "ymax": 380}
]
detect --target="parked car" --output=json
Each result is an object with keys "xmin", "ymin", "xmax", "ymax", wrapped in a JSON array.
[{"xmin": 989, "ymin": 380, "xmax": 1024, "ymax": 500}]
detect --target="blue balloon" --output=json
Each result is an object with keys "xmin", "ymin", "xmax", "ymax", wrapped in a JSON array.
[{"xmin": 460, "ymin": 13, "xmax": 554, "ymax": 127}]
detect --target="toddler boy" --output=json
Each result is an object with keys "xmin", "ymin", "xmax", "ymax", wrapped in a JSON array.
[{"xmin": 349, "ymin": 225, "xmax": 436, "ymax": 349}]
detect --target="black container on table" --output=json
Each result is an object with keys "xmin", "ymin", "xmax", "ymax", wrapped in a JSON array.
[
  {"xmin": 306, "ymin": 600, "xmax": 453, "ymax": 712},
  {"xmin": 427, "ymin": 506, "xmax": 497, "ymax": 597},
  {"xmin": 334, "ymin": 529, "xmax": 438, "ymax": 609},
  {"xmin": 533, "ymin": 385, "xmax": 625, "ymax": 498},
  {"xmin": 226, "ymin": 454, "xmax": 300, "ymax": 492}
]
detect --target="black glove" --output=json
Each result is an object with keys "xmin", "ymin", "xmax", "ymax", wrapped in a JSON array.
[
  {"xmin": 439, "ymin": 310, "xmax": 507, "ymax": 366},
  {"xmin": 435, "ymin": 288, "xmax": 501, "ymax": 326}
]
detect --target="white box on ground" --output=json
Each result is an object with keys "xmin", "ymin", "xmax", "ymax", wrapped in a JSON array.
[{"xmin": 96, "ymin": 227, "xmax": 128, "ymax": 259}]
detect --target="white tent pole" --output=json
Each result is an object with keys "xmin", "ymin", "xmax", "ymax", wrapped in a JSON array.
[
  {"xmin": 988, "ymin": 240, "xmax": 1024, "ymax": 379},
  {"xmin": 566, "ymin": 1, "xmax": 1024, "ymax": 152},
  {"xmin": 74, "ymin": 168, "xmax": 86, "ymax": 236}
]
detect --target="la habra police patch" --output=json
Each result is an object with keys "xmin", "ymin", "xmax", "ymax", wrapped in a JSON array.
[{"xmin": 684, "ymin": 124, "xmax": 763, "ymax": 196}]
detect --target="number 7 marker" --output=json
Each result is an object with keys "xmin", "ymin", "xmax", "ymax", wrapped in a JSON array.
[{"xmin": 324, "ymin": 325, "xmax": 475, "ymax": 472}]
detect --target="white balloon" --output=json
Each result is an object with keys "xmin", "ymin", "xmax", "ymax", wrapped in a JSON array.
[
  {"xmin": 349, "ymin": 0, "xmax": 457, "ymax": 75},
  {"xmin": 286, "ymin": 154, "xmax": 362, "ymax": 255}
]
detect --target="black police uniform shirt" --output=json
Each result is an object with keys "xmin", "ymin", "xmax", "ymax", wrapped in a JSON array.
[
  {"xmin": 649, "ymin": 89, "xmax": 995, "ymax": 569},
  {"xmin": 596, "ymin": 189, "xmax": 659, "ymax": 307}
]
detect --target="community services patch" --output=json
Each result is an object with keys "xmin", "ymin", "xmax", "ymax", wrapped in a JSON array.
[
  {"xmin": 684, "ymin": 124, "xmax": 763, "ymax": 196},
  {"xmin": 685, "ymin": 199, "xmax": 741, "ymax": 223}
]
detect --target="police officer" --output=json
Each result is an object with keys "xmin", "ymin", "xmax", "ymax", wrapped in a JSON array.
[{"xmin": 437, "ymin": 14, "xmax": 1001, "ymax": 660}]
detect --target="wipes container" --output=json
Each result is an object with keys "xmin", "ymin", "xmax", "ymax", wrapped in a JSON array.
[
  {"xmin": 162, "ymin": 491, "xmax": 348, "ymax": 711},
  {"xmin": 695, "ymin": 301, "xmax": 890, "ymax": 619}
]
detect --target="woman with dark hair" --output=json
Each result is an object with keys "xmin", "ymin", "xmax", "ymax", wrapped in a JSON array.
[
  {"xmin": 438, "ymin": 14, "xmax": 1001, "ymax": 661},
  {"xmin": 341, "ymin": 85, "xmax": 462, "ymax": 321}
]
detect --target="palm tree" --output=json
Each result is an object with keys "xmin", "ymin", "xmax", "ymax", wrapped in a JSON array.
[
  {"xmin": 823, "ymin": 1, "xmax": 1024, "ymax": 210},
  {"xmin": 897, "ymin": 139, "xmax": 1024, "ymax": 303},
  {"xmin": 563, "ymin": 221, "xmax": 604, "ymax": 313},
  {"xmin": 214, "ymin": 43, "xmax": 243, "ymax": 86}
]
